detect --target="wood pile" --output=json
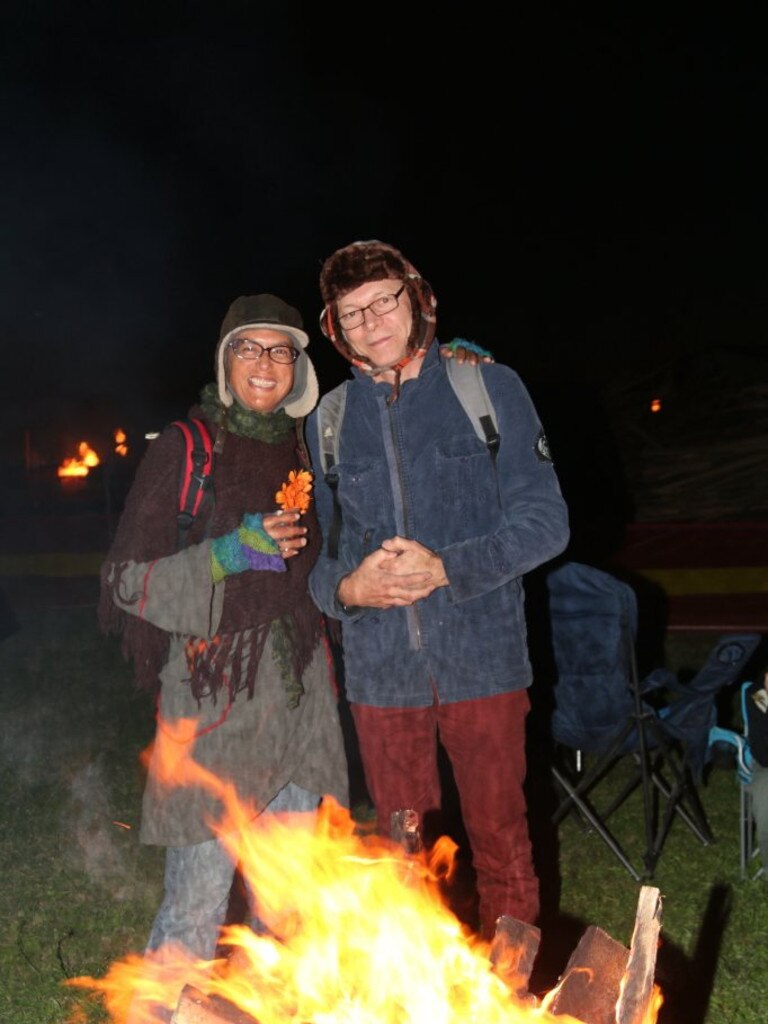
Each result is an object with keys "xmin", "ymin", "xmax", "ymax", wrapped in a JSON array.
[
  {"xmin": 170, "ymin": 885, "xmax": 662, "ymax": 1024},
  {"xmin": 169, "ymin": 809, "xmax": 663, "ymax": 1024}
]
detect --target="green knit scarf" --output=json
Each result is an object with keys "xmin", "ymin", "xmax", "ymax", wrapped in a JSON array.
[{"xmin": 199, "ymin": 382, "xmax": 295, "ymax": 443}]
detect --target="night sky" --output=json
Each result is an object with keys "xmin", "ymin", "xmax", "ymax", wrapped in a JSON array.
[{"xmin": 2, "ymin": 4, "xmax": 766, "ymax": 471}]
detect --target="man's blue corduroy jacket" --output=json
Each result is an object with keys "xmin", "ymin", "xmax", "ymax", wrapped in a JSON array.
[{"xmin": 307, "ymin": 342, "xmax": 570, "ymax": 707}]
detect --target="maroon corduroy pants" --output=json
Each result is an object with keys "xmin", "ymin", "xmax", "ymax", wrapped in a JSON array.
[{"xmin": 351, "ymin": 689, "xmax": 538, "ymax": 937}]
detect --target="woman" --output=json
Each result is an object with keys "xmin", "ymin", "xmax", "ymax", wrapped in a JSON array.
[{"xmin": 99, "ymin": 293, "xmax": 349, "ymax": 963}]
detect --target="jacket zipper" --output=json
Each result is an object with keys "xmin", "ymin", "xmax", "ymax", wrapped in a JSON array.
[{"xmin": 387, "ymin": 404, "xmax": 423, "ymax": 649}]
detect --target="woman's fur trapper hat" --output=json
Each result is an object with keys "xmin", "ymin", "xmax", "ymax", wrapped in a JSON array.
[
  {"xmin": 318, "ymin": 240, "xmax": 437, "ymax": 370},
  {"xmin": 216, "ymin": 293, "xmax": 319, "ymax": 418}
]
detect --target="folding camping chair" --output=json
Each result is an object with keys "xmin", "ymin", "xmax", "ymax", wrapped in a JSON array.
[
  {"xmin": 546, "ymin": 561, "xmax": 760, "ymax": 882},
  {"xmin": 709, "ymin": 679, "xmax": 767, "ymax": 880}
]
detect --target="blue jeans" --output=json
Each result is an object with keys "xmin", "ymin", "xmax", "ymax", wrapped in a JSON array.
[{"xmin": 145, "ymin": 782, "xmax": 320, "ymax": 960}]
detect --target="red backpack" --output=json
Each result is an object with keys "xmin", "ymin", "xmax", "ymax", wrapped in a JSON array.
[{"xmin": 171, "ymin": 417, "xmax": 214, "ymax": 550}]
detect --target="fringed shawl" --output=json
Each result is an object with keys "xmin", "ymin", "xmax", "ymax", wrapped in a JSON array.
[{"xmin": 98, "ymin": 387, "xmax": 323, "ymax": 705}]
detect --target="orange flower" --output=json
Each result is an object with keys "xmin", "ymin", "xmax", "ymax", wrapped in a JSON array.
[{"xmin": 276, "ymin": 469, "xmax": 313, "ymax": 514}]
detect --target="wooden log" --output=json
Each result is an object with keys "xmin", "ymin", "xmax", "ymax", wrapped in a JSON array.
[
  {"xmin": 548, "ymin": 885, "xmax": 662, "ymax": 1024},
  {"xmin": 489, "ymin": 914, "xmax": 542, "ymax": 1001},
  {"xmin": 172, "ymin": 984, "xmax": 256, "ymax": 1024},
  {"xmin": 547, "ymin": 925, "xmax": 630, "ymax": 1024},
  {"xmin": 616, "ymin": 885, "xmax": 663, "ymax": 1024},
  {"xmin": 390, "ymin": 807, "xmax": 423, "ymax": 854}
]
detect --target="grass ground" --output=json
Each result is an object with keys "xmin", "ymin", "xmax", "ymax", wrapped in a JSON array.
[{"xmin": 0, "ymin": 593, "xmax": 765, "ymax": 1023}]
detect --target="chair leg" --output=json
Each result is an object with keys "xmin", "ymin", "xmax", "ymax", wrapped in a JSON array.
[
  {"xmin": 644, "ymin": 717, "xmax": 715, "ymax": 843},
  {"xmin": 551, "ymin": 765, "xmax": 643, "ymax": 882},
  {"xmin": 741, "ymin": 782, "xmax": 766, "ymax": 880},
  {"xmin": 648, "ymin": 761, "xmax": 714, "ymax": 844},
  {"xmin": 551, "ymin": 712, "xmax": 715, "ymax": 881},
  {"xmin": 741, "ymin": 781, "xmax": 751, "ymax": 879}
]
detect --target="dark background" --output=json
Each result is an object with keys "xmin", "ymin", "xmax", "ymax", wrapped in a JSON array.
[{"xmin": 2, "ymin": 2, "xmax": 766, "ymax": 526}]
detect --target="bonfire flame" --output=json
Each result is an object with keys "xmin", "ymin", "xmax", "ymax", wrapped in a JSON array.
[
  {"xmin": 67, "ymin": 719, "xmax": 661, "ymax": 1024},
  {"xmin": 57, "ymin": 441, "xmax": 100, "ymax": 478}
]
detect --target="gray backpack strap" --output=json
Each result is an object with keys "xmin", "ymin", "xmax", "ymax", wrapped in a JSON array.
[
  {"xmin": 446, "ymin": 355, "xmax": 501, "ymax": 504},
  {"xmin": 317, "ymin": 382, "xmax": 348, "ymax": 559}
]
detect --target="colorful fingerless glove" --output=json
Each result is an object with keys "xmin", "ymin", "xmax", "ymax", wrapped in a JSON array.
[
  {"xmin": 210, "ymin": 512, "xmax": 286, "ymax": 584},
  {"xmin": 443, "ymin": 337, "xmax": 494, "ymax": 359}
]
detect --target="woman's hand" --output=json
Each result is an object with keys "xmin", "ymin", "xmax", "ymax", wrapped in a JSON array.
[
  {"xmin": 439, "ymin": 338, "xmax": 494, "ymax": 365},
  {"xmin": 263, "ymin": 510, "xmax": 307, "ymax": 559}
]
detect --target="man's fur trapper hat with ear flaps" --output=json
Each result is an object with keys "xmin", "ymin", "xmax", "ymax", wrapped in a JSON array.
[
  {"xmin": 216, "ymin": 293, "xmax": 319, "ymax": 418},
  {"xmin": 318, "ymin": 240, "xmax": 438, "ymax": 371}
]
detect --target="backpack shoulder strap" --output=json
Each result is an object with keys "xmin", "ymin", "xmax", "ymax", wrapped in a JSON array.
[
  {"xmin": 445, "ymin": 350, "xmax": 501, "ymax": 505},
  {"xmin": 170, "ymin": 417, "xmax": 214, "ymax": 549},
  {"xmin": 317, "ymin": 382, "xmax": 348, "ymax": 475},
  {"xmin": 445, "ymin": 350, "xmax": 500, "ymax": 454},
  {"xmin": 316, "ymin": 382, "xmax": 348, "ymax": 559},
  {"xmin": 293, "ymin": 416, "xmax": 312, "ymax": 470}
]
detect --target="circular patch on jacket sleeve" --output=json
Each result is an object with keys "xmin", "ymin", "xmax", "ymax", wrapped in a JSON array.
[
  {"xmin": 717, "ymin": 640, "xmax": 748, "ymax": 665},
  {"xmin": 534, "ymin": 430, "xmax": 553, "ymax": 462}
]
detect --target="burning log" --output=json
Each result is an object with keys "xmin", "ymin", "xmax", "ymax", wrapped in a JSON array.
[
  {"xmin": 616, "ymin": 886, "xmax": 663, "ymax": 1024},
  {"xmin": 172, "ymin": 985, "xmax": 254, "ymax": 1024},
  {"xmin": 546, "ymin": 925, "xmax": 630, "ymax": 1024},
  {"xmin": 390, "ymin": 807, "xmax": 423, "ymax": 854},
  {"xmin": 489, "ymin": 914, "xmax": 542, "ymax": 1001}
]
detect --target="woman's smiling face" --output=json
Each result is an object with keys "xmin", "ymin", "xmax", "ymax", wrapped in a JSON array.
[{"xmin": 226, "ymin": 329, "xmax": 296, "ymax": 413}]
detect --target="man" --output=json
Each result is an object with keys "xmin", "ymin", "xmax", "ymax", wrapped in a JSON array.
[{"xmin": 306, "ymin": 241, "xmax": 570, "ymax": 937}]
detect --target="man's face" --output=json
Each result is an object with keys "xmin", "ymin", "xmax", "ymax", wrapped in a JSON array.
[
  {"xmin": 338, "ymin": 277, "xmax": 412, "ymax": 370},
  {"xmin": 226, "ymin": 328, "xmax": 296, "ymax": 413}
]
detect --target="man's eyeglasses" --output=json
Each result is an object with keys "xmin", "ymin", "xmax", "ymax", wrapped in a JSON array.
[
  {"xmin": 228, "ymin": 338, "xmax": 300, "ymax": 364},
  {"xmin": 338, "ymin": 284, "xmax": 406, "ymax": 331}
]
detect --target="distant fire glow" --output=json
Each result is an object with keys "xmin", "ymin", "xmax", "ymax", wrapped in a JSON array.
[
  {"xmin": 114, "ymin": 428, "xmax": 128, "ymax": 457},
  {"xmin": 57, "ymin": 441, "xmax": 100, "ymax": 479},
  {"xmin": 650, "ymin": 397, "xmax": 662, "ymax": 413}
]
